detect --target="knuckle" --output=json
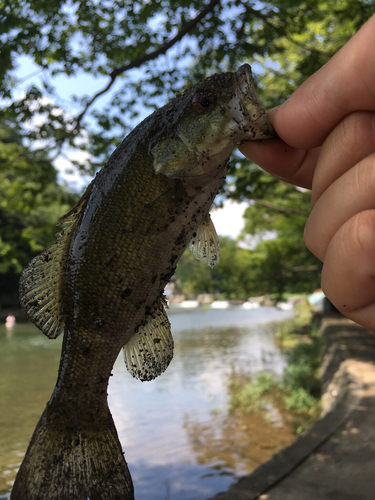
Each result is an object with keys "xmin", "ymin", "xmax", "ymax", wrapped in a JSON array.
[{"xmin": 349, "ymin": 210, "xmax": 375, "ymax": 255}]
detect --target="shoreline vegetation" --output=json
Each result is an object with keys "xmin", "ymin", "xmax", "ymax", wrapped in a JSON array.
[{"xmin": 228, "ymin": 299, "xmax": 322, "ymax": 435}]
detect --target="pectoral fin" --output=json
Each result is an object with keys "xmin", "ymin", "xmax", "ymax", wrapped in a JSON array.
[
  {"xmin": 19, "ymin": 191, "xmax": 89, "ymax": 339},
  {"xmin": 123, "ymin": 296, "xmax": 173, "ymax": 381},
  {"xmin": 189, "ymin": 214, "xmax": 220, "ymax": 268}
]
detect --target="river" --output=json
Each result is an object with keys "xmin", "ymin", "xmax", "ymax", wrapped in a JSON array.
[{"xmin": 0, "ymin": 306, "xmax": 294, "ymax": 499}]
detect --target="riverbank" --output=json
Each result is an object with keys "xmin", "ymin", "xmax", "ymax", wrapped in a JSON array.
[{"xmin": 208, "ymin": 313, "xmax": 375, "ymax": 500}]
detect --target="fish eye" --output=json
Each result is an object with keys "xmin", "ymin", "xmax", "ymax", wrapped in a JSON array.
[{"xmin": 192, "ymin": 94, "xmax": 215, "ymax": 112}]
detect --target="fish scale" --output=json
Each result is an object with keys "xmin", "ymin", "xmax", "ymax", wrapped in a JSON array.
[{"xmin": 12, "ymin": 64, "xmax": 275, "ymax": 500}]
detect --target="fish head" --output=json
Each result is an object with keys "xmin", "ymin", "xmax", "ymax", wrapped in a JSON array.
[{"xmin": 151, "ymin": 64, "xmax": 275, "ymax": 179}]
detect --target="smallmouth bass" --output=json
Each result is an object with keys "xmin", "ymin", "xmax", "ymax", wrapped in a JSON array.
[{"xmin": 11, "ymin": 65, "xmax": 274, "ymax": 500}]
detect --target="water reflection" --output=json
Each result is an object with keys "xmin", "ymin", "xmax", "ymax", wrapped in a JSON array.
[
  {"xmin": 184, "ymin": 410, "xmax": 295, "ymax": 476},
  {"xmin": 0, "ymin": 307, "xmax": 293, "ymax": 499}
]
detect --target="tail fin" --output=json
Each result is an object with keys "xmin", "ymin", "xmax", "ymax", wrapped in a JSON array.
[{"xmin": 11, "ymin": 403, "xmax": 134, "ymax": 500}]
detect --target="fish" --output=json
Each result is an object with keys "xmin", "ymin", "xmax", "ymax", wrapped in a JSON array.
[{"xmin": 11, "ymin": 64, "xmax": 275, "ymax": 500}]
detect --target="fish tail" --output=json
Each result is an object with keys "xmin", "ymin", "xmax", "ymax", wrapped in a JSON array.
[{"xmin": 11, "ymin": 402, "xmax": 134, "ymax": 500}]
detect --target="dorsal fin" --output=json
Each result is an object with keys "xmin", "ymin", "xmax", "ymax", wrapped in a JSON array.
[
  {"xmin": 189, "ymin": 214, "xmax": 220, "ymax": 268},
  {"xmin": 123, "ymin": 295, "xmax": 173, "ymax": 381},
  {"xmin": 19, "ymin": 190, "xmax": 90, "ymax": 339}
]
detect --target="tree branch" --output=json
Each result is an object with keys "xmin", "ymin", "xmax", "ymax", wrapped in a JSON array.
[
  {"xmin": 239, "ymin": 1, "xmax": 331, "ymax": 53},
  {"xmin": 251, "ymin": 198, "xmax": 307, "ymax": 217},
  {"xmin": 74, "ymin": 0, "xmax": 221, "ymax": 127}
]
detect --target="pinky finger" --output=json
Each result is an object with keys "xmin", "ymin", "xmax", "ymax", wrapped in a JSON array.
[{"xmin": 322, "ymin": 210, "xmax": 375, "ymax": 332}]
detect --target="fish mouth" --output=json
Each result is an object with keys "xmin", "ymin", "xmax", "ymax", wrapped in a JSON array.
[
  {"xmin": 235, "ymin": 64, "xmax": 277, "ymax": 140},
  {"xmin": 235, "ymin": 64, "xmax": 266, "ymax": 121},
  {"xmin": 236, "ymin": 64, "xmax": 256, "ymax": 95}
]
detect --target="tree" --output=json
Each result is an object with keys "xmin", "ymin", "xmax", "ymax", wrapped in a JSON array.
[
  {"xmin": 175, "ymin": 237, "xmax": 262, "ymax": 299},
  {"xmin": 0, "ymin": 121, "xmax": 78, "ymax": 308},
  {"xmin": 2, "ymin": 0, "xmax": 373, "ymax": 171},
  {"xmin": 235, "ymin": 173, "xmax": 322, "ymax": 297},
  {"xmin": 1, "ymin": 0, "xmax": 373, "ymax": 298}
]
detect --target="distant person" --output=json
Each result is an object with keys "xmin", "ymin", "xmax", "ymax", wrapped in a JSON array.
[
  {"xmin": 5, "ymin": 314, "xmax": 16, "ymax": 328},
  {"xmin": 239, "ymin": 14, "xmax": 375, "ymax": 333}
]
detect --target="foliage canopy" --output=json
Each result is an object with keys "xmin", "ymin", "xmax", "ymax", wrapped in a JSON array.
[
  {"xmin": 2, "ymin": 0, "xmax": 373, "ymax": 169},
  {"xmin": 0, "ymin": 123, "xmax": 78, "ymax": 306},
  {"xmin": 1, "ymin": 0, "xmax": 373, "ymax": 302}
]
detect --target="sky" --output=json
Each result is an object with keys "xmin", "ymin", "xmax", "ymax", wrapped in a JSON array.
[{"xmin": 211, "ymin": 200, "xmax": 248, "ymax": 239}]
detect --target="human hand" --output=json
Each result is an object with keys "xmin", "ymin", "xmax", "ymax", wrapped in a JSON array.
[{"xmin": 239, "ymin": 14, "xmax": 375, "ymax": 331}]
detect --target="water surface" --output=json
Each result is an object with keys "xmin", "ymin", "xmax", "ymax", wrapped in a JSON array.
[{"xmin": 0, "ymin": 306, "xmax": 294, "ymax": 499}]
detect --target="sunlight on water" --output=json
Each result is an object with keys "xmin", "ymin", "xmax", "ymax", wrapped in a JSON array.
[{"xmin": 0, "ymin": 307, "xmax": 293, "ymax": 499}]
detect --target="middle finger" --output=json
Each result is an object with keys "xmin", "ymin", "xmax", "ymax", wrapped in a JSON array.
[
  {"xmin": 312, "ymin": 110, "xmax": 375, "ymax": 205},
  {"xmin": 305, "ymin": 151, "xmax": 375, "ymax": 261}
]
